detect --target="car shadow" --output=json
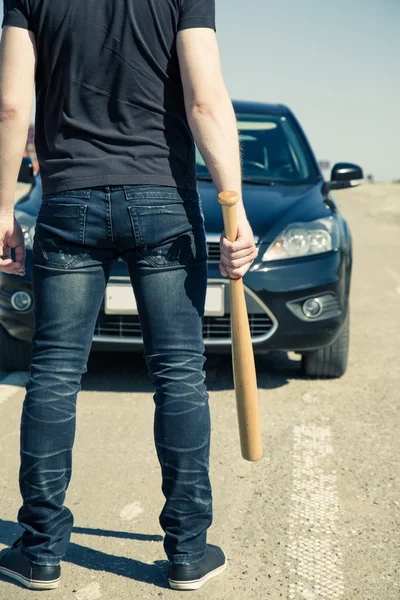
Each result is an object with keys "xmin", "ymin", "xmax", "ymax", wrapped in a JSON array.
[
  {"xmin": 83, "ymin": 350, "xmax": 303, "ymax": 393},
  {"xmin": 0, "ymin": 520, "xmax": 169, "ymax": 590}
]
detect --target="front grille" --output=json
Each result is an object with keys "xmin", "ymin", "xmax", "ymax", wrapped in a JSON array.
[
  {"xmin": 202, "ymin": 314, "xmax": 273, "ymax": 339},
  {"xmin": 95, "ymin": 314, "xmax": 142, "ymax": 337},
  {"xmin": 207, "ymin": 241, "xmax": 220, "ymax": 262},
  {"xmin": 95, "ymin": 313, "xmax": 274, "ymax": 341},
  {"xmin": 0, "ymin": 287, "xmax": 12, "ymax": 306}
]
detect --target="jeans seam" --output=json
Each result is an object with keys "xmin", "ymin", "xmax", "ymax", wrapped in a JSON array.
[
  {"xmin": 124, "ymin": 189, "xmax": 199, "ymax": 202},
  {"xmin": 106, "ymin": 192, "xmax": 115, "ymax": 246},
  {"xmin": 128, "ymin": 206, "xmax": 142, "ymax": 246},
  {"xmin": 80, "ymin": 205, "xmax": 87, "ymax": 245},
  {"xmin": 22, "ymin": 548, "xmax": 61, "ymax": 567},
  {"xmin": 168, "ymin": 551, "xmax": 205, "ymax": 564},
  {"xmin": 42, "ymin": 192, "xmax": 91, "ymax": 199}
]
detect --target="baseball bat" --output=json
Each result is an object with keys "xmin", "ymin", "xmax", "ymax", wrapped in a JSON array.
[{"xmin": 218, "ymin": 191, "xmax": 263, "ymax": 462}]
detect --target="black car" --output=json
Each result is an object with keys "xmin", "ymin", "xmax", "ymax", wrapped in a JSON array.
[{"xmin": 0, "ymin": 101, "xmax": 363, "ymax": 377}]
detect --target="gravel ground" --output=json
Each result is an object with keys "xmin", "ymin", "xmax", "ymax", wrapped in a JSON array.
[{"xmin": 0, "ymin": 183, "xmax": 399, "ymax": 599}]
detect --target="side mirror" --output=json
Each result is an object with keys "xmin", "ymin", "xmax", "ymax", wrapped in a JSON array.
[
  {"xmin": 326, "ymin": 162, "xmax": 363, "ymax": 191},
  {"xmin": 18, "ymin": 156, "xmax": 34, "ymax": 185}
]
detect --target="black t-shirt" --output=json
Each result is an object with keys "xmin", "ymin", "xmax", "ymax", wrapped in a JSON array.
[{"xmin": 2, "ymin": 0, "xmax": 216, "ymax": 195}]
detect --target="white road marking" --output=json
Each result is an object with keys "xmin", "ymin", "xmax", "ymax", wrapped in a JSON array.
[
  {"xmin": 286, "ymin": 424, "xmax": 344, "ymax": 599},
  {"xmin": 0, "ymin": 371, "xmax": 29, "ymax": 407},
  {"xmin": 74, "ymin": 582, "xmax": 102, "ymax": 600},
  {"xmin": 120, "ymin": 501, "xmax": 144, "ymax": 521},
  {"xmin": 301, "ymin": 393, "xmax": 319, "ymax": 404}
]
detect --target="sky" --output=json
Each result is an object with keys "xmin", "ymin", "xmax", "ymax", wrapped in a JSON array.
[
  {"xmin": 1, "ymin": 0, "xmax": 399, "ymax": 181},
  {"xmin": 215, "ymin": 0, "xmax": 399, "ymax": 182}
]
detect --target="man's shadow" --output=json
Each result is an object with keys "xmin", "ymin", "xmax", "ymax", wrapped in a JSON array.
[
  {"xmin": 84, "ymin": 350, "xmax": 302, "ymax": 393},
  {"xmin": 0, "ymin": 520, "xmax": 169, "ymax": 589}
]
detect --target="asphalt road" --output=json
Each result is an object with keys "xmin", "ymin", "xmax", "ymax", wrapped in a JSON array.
[{"xmin": 0, "ymin": 184, "xmax": 399, "ymax": 600}]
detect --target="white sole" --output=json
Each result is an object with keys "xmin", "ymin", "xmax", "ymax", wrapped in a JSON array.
[
  {"xmin": 168, "ymin": 561, "xmax": 227, "ymax": 591},
  {"xmin": 0, "ymin": 565, "xmax": 60, "ymax": 590}
]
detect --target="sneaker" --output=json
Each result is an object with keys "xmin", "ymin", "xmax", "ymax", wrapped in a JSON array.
[
  {"xmin": 0, "ymin": 538, "xmax": 61, "ymax": 590},
  {"xmin": 168, "ymin": 544, "xmax": 227, "ymax": 591}
]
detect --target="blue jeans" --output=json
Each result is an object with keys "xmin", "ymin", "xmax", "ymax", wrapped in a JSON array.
[{"xmin": 17, "ymin": 185, "xmax": 212, "ymax": 566}]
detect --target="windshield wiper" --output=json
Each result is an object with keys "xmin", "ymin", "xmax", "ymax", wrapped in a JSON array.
[
  {"xmin": 197, "ymin": 175, "xmax": 277, "ymax": 187},
  {"xmin": 242, "ymin": 178, "xmax": 276, "ymax": 186}
]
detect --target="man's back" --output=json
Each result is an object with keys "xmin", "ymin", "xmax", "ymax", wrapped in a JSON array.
[{"xmin": 3, "ymin": 0, "xmax": 215, "ymax": 195}]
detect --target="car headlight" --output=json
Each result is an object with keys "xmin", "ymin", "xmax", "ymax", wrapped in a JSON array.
[
  {"xmin": 262, "ymin": 217, "xmax": 340, "ymax": 261},
  {"xmin": 21, "ymin": 224, "xmax": 36, "ymax": 250}
]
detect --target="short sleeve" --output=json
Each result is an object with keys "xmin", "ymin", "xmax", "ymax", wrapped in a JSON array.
[
  {"xmin": 2, "ymin": 0, "xmax": 31, "ymax": 30},
  {"xmin": 178, "ymin": 0, "xmax": 216, "ymax": 32}
]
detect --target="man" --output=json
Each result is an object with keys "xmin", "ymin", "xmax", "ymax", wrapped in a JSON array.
[{"xmin": 0, "ymin": 0, "xmax": 257, "ymax": 592}]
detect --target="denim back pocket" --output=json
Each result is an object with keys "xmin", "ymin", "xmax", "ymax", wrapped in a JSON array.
[
  {"xmin": 33, "ymin": 203, "xmax": 89, "ymax": 269},
  {"xmin": 128, "ymin": 197, "xmax": 206, "ymax": 268},
  {"xmin": 128, "ymin": 203, "xmax": 192, "ymax": 267}
]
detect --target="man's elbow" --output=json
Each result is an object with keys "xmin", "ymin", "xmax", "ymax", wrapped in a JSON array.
[
  {"xmin": 0, "ymin": 99, "xmax": 29, "ymax": 121},
  {"xmin": 188, "ymin": 100, "xmax": 215, "ymax": 119},
  {"xmin": 186, "ymin": 89, "xmax": 229, "ymax": 120}
]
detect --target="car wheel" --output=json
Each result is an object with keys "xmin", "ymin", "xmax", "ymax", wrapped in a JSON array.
[
  {"xmin": 0, "ymin": 325, "xmax": 31, "ymax": 372},
  {"xmin": 301, "ymin": 313, "xmax": 349, "ymax": 379}
]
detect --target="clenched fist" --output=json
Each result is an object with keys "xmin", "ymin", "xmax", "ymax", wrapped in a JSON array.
[
  {"xmin": 0, "ymin": 212, "xmax": 25, "ymax": 276},
  {"xmin": 219, "ymin": 217, "xmax": 258, "ymax": 279}
]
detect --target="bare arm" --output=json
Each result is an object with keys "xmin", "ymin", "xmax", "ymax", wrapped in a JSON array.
[
  {"xmin": 177, "ymin": 30, "xmax": 242, "ymax": 210},
  {"xmin": 0, "ymin": 26, "xmax": 36, "ymax": 274},
  {"xmin": 0, "ymin": 26, "xmax": 36, "ymax": 212},
  {"xmin": 177, "ymin": 28, "xmax": 258, "ymax": 277}
]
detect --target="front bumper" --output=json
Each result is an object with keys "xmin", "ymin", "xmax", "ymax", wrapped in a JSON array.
[
  {"xmin": 0, "ymin": 249, "xmax": 350, "ymax": 354},
  {"xmin": 0, "ymin": 272, "xmax": 34, "ymax": 342}
]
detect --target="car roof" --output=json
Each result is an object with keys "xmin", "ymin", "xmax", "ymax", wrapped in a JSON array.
[{"xmin": 232, "ymin": 100, "xmax": 291, "ymax": 116}]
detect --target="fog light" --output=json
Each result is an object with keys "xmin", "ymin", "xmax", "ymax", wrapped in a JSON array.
[
  {"xmin": 11, "ymin": 291, "xmax": 32, "ymax": 312},
  {"xmin": 302, "ymin": 298, "xmax": 322, "ymax": 318}
]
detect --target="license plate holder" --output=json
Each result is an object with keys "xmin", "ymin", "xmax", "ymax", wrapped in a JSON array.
[{"xmin": 105, "ymin": 284, "xmax": 225, "ymax": 317}]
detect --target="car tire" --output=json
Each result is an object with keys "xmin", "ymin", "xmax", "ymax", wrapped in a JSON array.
[
  {"xmin": 301, "ymin": 313, "xmax": 349, "ymax": 379},
  {"xmin": 0, "ymin": 325, "xmax": 31, "ymax": 372}
]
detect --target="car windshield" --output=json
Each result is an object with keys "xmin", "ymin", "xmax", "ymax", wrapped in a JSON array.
[{"xmin": 196, "ymin": 113, "xmax": 317, "ymax": 185}]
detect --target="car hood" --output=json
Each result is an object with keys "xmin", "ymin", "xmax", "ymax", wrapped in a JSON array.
[
  {"xmin": 16, "ymin": 177, "xmax": 331, "ymax": 247},
  {"xmin": 200, "ymin": 180, "xmax": 331, "ymax": 243}
]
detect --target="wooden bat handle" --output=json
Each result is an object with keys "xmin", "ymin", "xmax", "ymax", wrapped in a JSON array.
[
  {"xmin": 218, "ymin": 191, "xmax": 263, "ymax": 462},
  {"xmin": 218, "ymin": 191, "xmax": 239, "ymax": 242}
]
